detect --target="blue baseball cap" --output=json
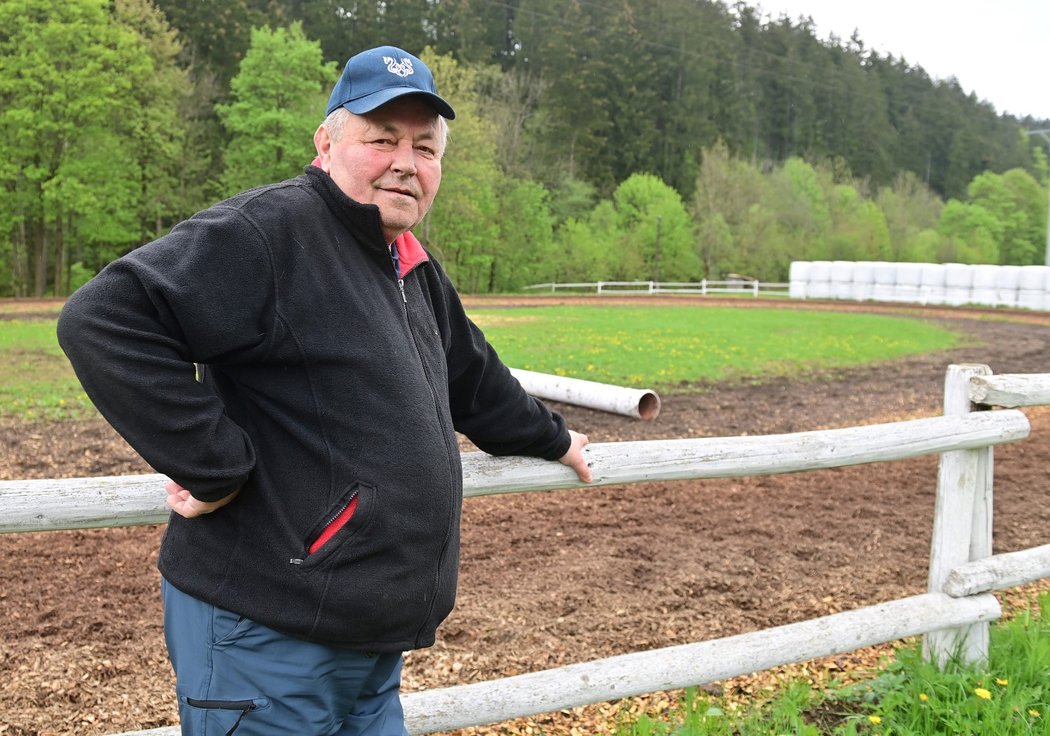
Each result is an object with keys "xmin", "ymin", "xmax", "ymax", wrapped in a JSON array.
[{"xmin": 326, "ymin": 46, "xmax": 456, "ymax": 120}]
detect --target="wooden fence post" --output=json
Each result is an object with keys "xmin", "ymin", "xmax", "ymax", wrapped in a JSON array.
[{"xmin": 924, "ymin": 363, "xmax": 993, "ymax": 667}]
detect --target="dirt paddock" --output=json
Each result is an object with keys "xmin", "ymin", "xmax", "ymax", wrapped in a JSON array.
[{"xmin": 1, "ymin": 297, "xmax": 1049, "ymax": 735}]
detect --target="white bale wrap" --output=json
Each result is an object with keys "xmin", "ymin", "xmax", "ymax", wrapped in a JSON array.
[
  {"xmin": 1017, "ymin": 265, "xmax": 1050, "ymax": 310},
  {"xmin": 894, "ymin": 262, "xmax": 925, "ymax": 303},
  {"xmin": 850, "ymin": 261, "xmax": 875, "ymax": 301},
  {"xmin": 871, "ymin": 262, "xmax": 896, "ymax": 301},
  {"xmin": 806, "ymin": 261, "xmax": 832, "ymax": 299},
  {"xmin": 970, "ymin": 265, "xmax": 1000, "ymax": 307},
  {"xmin": 829, "ymin": 261, "xmax": 855, "ymax": 299},
  {"xmin": 995, "ymin": 265, "xmax": 1022, "ymax": 307},
  {"xmin": 943, "ymin": 263, "xmax": 973, "ymax": 306},
  {"xmin": 788, "ymin": 261, "xmax": 811, "ymax": 298}
]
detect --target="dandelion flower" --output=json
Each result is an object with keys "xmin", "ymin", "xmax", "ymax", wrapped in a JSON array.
[
  {"xmin": 996, "ymin": 678, "xmax": 1008, "ymax": 686},
  {"xmin": 868, "ymin": 715, "xmax": 882, "ymax": 725},
  {"xmin": 1030, "ymin": 709, "xmax": 1041, "ymax": 718},
  {"xmin": 918, "ymin": 693, "xmax": 929, "ymax": 702},
  {"xmin": 975, "ymin": 687, "xmax": 992, "ymax": 700}
]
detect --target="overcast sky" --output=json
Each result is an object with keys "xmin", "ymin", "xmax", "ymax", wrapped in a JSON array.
[{"xmin": 752, "ymin": 0, "xmax": 1050, "ymax": 123}]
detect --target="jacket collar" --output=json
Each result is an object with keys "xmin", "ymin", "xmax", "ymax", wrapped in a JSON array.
[{"xmin": 306, "ymin": 165, "xmax": 430, "ymax": 278}]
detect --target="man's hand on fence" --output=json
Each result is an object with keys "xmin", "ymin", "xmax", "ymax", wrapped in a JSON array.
[
  {"xmin": 559, "ymin": 430, "xmax": 593, "ymax": 483},
  {"xmin": 165, "ymin": 480, "xmax": 240, "ymax": 518}
]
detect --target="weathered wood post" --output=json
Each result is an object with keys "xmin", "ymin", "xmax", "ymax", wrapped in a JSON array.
[{"xmin": 924, "ymin": 363, "xmax": 993, "ymax": 667}]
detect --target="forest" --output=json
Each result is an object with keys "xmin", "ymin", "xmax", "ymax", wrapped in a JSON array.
[{"xmin": 1, "ymin": 0, "xmax": 1048, "ymax": 297}]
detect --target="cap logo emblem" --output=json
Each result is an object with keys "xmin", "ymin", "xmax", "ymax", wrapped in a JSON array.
[{"xmin": 383, "ymin": 56, "xmax": 414, "ymax": 78}]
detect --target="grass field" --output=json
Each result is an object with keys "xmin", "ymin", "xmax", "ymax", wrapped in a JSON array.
[
  {"xmin": 0, "ymin": 305, "xmax": 960, "ymax": 421},
  {"xmin": 472, "ymin": 305, "xmax": 959, "ymax": 389},
  {"xmin": 0, "ymin": 319, "xmax": 97, "ymax": 420}
]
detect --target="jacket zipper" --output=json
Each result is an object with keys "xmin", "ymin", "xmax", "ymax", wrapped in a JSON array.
[
  {"xmin": 304, "ymin": 491, "xmax": 359, "ymax": 557},
  {"xmin": 395, "ymin": 269, "xmax": 460, "ymax": 645}
]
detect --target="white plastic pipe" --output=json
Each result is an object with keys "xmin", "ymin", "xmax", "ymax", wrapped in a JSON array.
[{"xmin": 509, "ymin": 368, "xmax": 661, "ymax": 420}]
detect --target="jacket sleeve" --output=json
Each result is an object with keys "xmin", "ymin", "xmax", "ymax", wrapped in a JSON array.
[
  {"xmin": 432, "ymin": 265, "xmax": 571, "ymax": 461},
  {"xmin": 57, "ymin": 206, "xmax": 276, "ymax": 501}
]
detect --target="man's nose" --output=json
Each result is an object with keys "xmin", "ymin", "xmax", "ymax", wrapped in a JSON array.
[{"xmin": 390, "ymin": 141, "xmax": 417, "ymax": 175}]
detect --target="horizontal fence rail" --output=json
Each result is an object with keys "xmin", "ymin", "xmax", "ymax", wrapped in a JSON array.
[
  {"xmin": 523, "ymin": 280, "xmax": 790, "ymax": 297},
  {"xmin": 400, "ymin": 593, "xmax": 1001, "ymax": 734},
  {"xmin": 1, "ymin": 411, "xmax": 1030, "ymax": 534},
  {"xmin": 114, "ymin": 593, "xmax": 1001, "ymax": 736},
  {"xmin": 970, "ymin": 373, "xmax": 1050, "ymax": 408},
  {"xmin": 943, "ymin": 544, "xmax": 1050, "ymax": 597}
]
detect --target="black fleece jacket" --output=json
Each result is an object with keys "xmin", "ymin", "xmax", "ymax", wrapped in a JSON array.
[{"xmin": 57, "ymin": 167, "xmax": 570, "ymax": 651}]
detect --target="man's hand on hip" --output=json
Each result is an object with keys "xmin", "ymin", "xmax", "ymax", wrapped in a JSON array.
[{"xmin": 165, "ymin": 480, "xmax": 240, "ymax": 518}]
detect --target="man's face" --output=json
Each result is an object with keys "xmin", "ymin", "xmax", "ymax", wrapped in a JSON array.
[{"xmin": 314, "ymin": 97, "xmax": 444, "ymax": 244}]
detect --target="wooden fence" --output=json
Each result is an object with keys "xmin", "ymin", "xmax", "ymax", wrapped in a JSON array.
[
  {"xmin": 2, "ymin": 365, "xmax": 1049, "ymax": 735},
  {"xmin": 523, "ymin": 279, "xmax": 790, "ymax": 297}
]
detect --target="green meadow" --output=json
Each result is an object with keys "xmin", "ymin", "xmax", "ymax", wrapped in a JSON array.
[
  {"xmin": 471, "ymin": 305, "xmax": 960, "ymax": 389},
  {"xmin": 0, "ymin": 305, "xmax": 960, "ymax": 421}
]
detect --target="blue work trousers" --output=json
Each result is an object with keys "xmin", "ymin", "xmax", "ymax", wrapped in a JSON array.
[{"xmin": 162, "ymin": 579, "xmax": 408, "ymax": 736}]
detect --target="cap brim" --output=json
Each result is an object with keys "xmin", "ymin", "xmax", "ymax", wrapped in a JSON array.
[{"xmin": 342, "ymin": 87, "xmax": 456, "ymax": 120}]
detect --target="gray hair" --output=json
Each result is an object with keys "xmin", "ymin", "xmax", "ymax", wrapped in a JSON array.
[{"xmin": 322, "ymin": 107, "xmax": 449, "ymax": 157}]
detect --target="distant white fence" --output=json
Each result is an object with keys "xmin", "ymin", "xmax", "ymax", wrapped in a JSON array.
[
  {"xmin": 2, "ymin": 366, "xmax": 1048, "ymax": 736},
  {"xmin": 524, "ymin": 279, "xmax": 790, "ymax": 297},
  {"xmin": 790, "ymin": 261, "xmax": 1050, "ymax": 310}
]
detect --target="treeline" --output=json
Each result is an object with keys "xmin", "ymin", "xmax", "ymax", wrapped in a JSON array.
[{"xmin": 1, "ymin": 0, "xmax": 1047, "ymax": 296}]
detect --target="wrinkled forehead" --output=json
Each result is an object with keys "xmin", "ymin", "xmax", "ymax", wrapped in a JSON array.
[{"xmin": 349, "ymin": 98, "xmax": 447, "ymax": 154}]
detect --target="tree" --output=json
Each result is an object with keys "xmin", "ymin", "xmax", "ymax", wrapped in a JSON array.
[
  {"xmin": 216, "ymin": 23, "xmax": 335, "ymax": 193},
  {"xmin": 418, "ymin": 50, "xmax": 500, "ymax": 293},
  {"xmin": 152, "ymin": 0, "xmax": 283, "ymax": 85},
  {"xmin": 490, "ymin": 179, "xmax": 557, "ymax": 291},
  {"xmin": 937, "ymin": 200, "xmax": 1001, "ymax": 264},
  {"xmin": 0, "ymin": 0, "xmax": 157, "ymax": 296},
  {"xmin": 611, "ymin": 173, "xmax": 699, "ymax": 281},
  {"xmin": 554, "ymin": 201, "xmax": 622, "ymax": 283},
  {"xmin": 966, "ymin": 168, "xmax": 1046, "ymax": 265},
  {"xmin": 113, "ymin": 0, "xmax": 198, "ymax": 244},
  {"xmin": 692, "ymin": 141, "xmax": 767, "ymax": 277},
  {"xmin": 875, "ymin": 171, "xmax": 944, "ymax": 261}
]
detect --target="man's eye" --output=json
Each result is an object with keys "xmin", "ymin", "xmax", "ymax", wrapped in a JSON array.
[
  {"xmin": 416, "ymin": 146, "xmax": 437, "ymax": 157},
  {"xmin": 371, "ymin": 139, "xmax": 396, "ymax": 148}
]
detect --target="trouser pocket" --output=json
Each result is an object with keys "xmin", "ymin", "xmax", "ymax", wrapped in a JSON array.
[{"xmin": 182, "ymin": 696, "xmax": 268, "ymax": 736}]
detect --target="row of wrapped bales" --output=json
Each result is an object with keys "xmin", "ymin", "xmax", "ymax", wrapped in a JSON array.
[{"xmin": 789, "ymin": 262, "xmax": 1050, "ymax": 310}]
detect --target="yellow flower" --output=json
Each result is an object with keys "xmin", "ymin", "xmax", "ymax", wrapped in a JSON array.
[
  {"xmin": 1030, "ymin": 709, "xmax": 1041, "ymax": 718},
  {"xmin": 918, "ymin": 693, "xmax": 929, "ymax": 702},
  {"xmin": 975, "ymin": 687, "xmax": 992, "ymax": 700},
  {"xmin": 996, "ymin": 678, "xmax": 1009, "ymax": 686},
  {"xmin": 868, "ymin": 715, "xmax": 882, "ymax": 724}
]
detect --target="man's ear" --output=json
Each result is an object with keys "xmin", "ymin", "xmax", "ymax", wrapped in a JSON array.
[{"xmin": 313, "ymin": 125, "xmax": 331, "ymax": 172}]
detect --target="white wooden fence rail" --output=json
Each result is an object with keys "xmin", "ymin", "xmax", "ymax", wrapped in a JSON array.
[
  {"xmin": 523, "ymin": 279, "xmax": 790, "ymax": 297},
  {"xmin": 1, "ymin": 366, "xmax": 1048, "ymax": 736},
  {"xmin": 0, "ymin": 411, "xmax": 1030, "ymax": 534}
]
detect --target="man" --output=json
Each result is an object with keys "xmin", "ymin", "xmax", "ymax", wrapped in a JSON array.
[{"xmin": 58, "ymin": 45, "xmax": 590, "ymax": 735}]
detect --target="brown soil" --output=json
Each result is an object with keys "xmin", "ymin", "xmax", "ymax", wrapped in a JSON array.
[{"xmin": 2, "ymin": 298, "xmax": 1050, "ymax": 735}]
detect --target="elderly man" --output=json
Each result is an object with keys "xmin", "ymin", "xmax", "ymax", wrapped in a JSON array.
[{"xmin": 58, "ymin": 46, "xmax": 590, "ymax": 735}]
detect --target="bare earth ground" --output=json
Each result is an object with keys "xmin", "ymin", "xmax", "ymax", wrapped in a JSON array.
[{"xmin": 2, "ymin": 297, "xmax": 1050, "ymax": 735}]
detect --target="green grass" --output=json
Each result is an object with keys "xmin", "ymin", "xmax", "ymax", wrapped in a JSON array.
[
  {"xmin": 616, "ymin": 592, "xmax": 1050, "ymax": 735},
  {"xmin": 0, "ymin": 305, "xmax": 961, "ymax": 421},
  {"xmin": 0, "ymin": 319, "xmax": 95, "ymax": 421},
  {"xmin": 472, "ymin": 305, "xmax": 960, "ymax": 389}
]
